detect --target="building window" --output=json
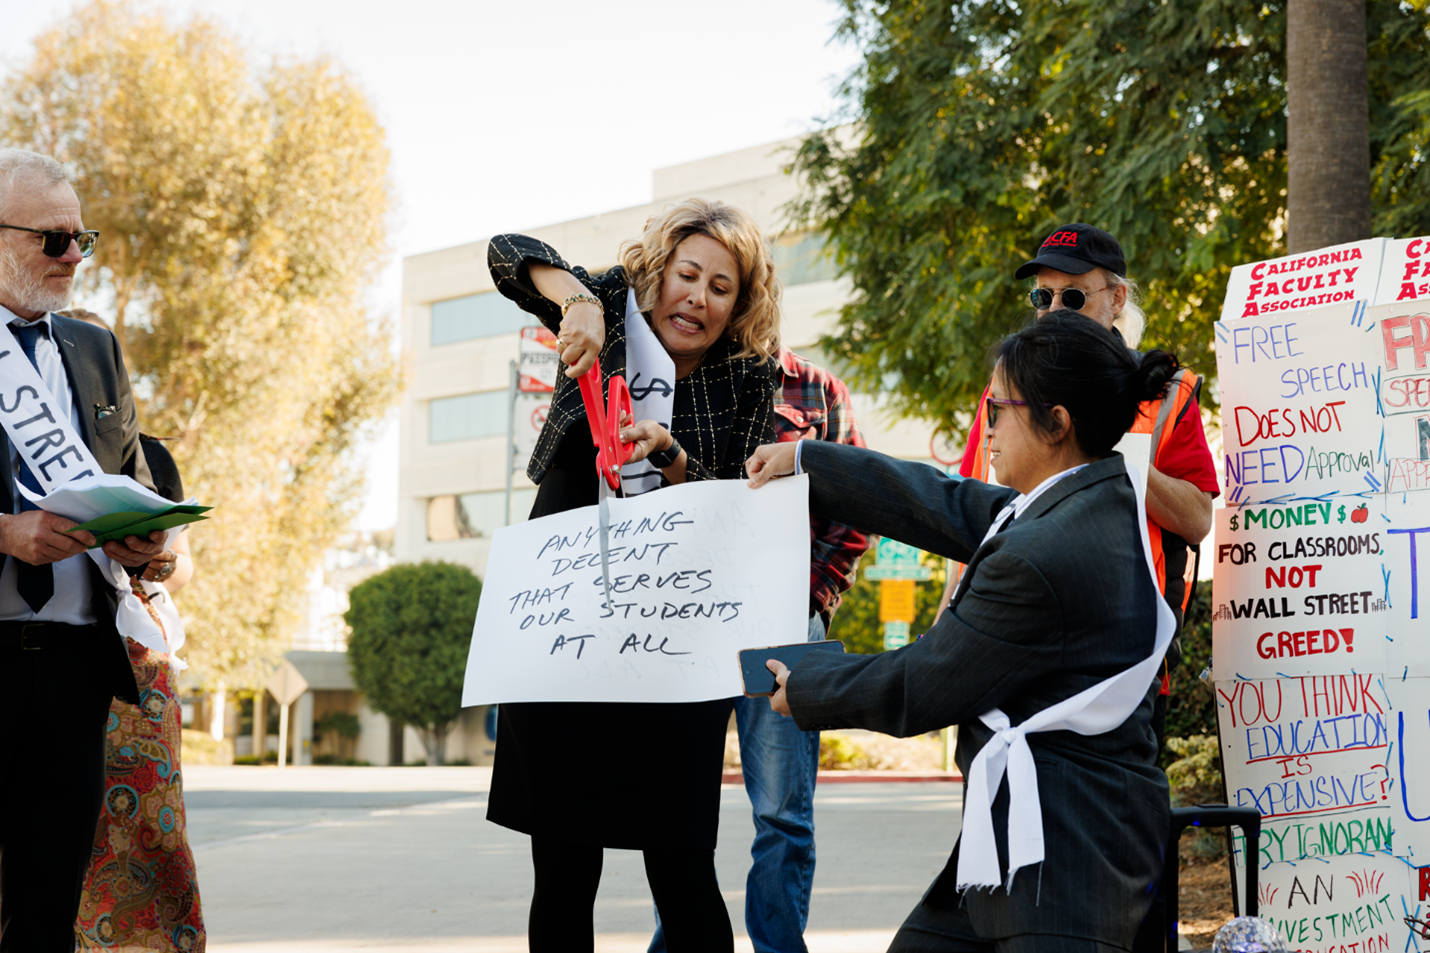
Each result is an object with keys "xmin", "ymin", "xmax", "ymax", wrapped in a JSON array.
[
  {"xmin": 772, "ymin": 232, "xmax": 838, "ymax": 286},
  {"xmin": 427, "ymin": 489, "xmax": 538, "ymax": 540},
  {"xmin": 429, "ymin": 391, "xmax": 509, "ymax": 443},
  {"xmin": 431, "ymin": 291, "xmax": 530, "ymax": 345}
]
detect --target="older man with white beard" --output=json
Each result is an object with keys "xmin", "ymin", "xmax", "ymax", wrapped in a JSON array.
[{"xmin": 0, "ymin": 149, "xmax": 164, "ymax": 952}]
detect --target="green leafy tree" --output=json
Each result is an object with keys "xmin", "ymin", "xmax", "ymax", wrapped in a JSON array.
[
  {"xmin": 789, "ymin": 0, "xmax": 1430, "ymax": 439},
  {"xmin": 0, "ymin": 0, "xmax": 399, "ymax": 686},
  {"xmin": 346, "ymin": 563, "xmax": 481, "ymax": 766}
]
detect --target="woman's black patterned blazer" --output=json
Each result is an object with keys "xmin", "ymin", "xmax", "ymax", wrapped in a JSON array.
[{"xmin": 487, "ymin": 233, "xmax": 776, "ymax": 485}]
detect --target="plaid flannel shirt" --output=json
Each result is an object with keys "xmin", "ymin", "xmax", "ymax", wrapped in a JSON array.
[{"xmin": 775, "ymin": 348, "xmax": 871, "ymax": 620}]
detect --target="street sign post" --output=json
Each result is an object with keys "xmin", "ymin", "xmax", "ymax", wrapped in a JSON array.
[
  {"xmin": 517, "ymin": 326, "xmax": 559, "ymax": 393},
  {"xmin": 871, "ymin": 539, "xmax": 928, "ymax": 649},
  {"xmin": 508, "ymin": 328, "xmax": 558, "ymax": 524},
  {"xmin": 265, "ymin": 660, "xmax": 309, "ymax": 769},
  {"xmin": 865, "ymin": 565, "xmax": 934, "ymax": 581},
  {"xmin": 882, "ymin": 620, "xmax": 911, "ymax": 650},
  {"xmin": 879, "ymin": 579, "xmax": 915, "ymax": 622}
]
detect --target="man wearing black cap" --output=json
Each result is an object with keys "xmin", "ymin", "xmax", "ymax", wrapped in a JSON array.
[
  {"xmin": 1015, "ymin": 222, "xmax": 1146, "ymax": 348},
  {"xmin": 950, "ymin": 223, "xmax": 1215, "ymax": 574},
  {"xmin": 1011, "ymin": 223, "xmax": 1214, "ymax": 548}
]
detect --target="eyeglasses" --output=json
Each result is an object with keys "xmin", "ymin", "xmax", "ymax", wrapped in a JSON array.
[
  {"xmin": 0, "ymin": 224, "xmax": 99, "ymax": 259},
  {"xmin": 986, "ymin": 396, "xmax": 1050, "ymax": 428},
  {"xmin": 1028, "ymin": 285, "xmax": 1110, "ymax": 312}
]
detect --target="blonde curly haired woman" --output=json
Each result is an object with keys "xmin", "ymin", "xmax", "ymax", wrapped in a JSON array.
[{"xmin": 485, "ymin": 198, "xmax": 781, "ymax": 953}]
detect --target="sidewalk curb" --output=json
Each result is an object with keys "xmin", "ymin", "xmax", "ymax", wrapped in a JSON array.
[{"xmin": 722, "ymin": 770, "xmax": 963, "ymax": 785}]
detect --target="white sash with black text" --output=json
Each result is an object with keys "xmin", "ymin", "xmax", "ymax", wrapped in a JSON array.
[{"xmin": 0, "ymin": 342, "xmax": 172, "ymax": 656}]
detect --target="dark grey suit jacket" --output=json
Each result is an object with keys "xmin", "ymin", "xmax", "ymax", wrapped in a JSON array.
[
  {"xmin": 788, "ymin": 443, "xmax": 1169, "ymax": 946},
  {"xmin": 0, "ymin": 315, "xmax": 153, "ymax": 704}
]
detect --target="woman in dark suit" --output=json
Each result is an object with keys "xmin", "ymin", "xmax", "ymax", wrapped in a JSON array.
[
  {"xmin": 485, "ymin": 198, "xmax": 781, "ymax": 953},
  {"xmin": 747, "ymin": 312, "xmax": 1179, "ymax": 953}
]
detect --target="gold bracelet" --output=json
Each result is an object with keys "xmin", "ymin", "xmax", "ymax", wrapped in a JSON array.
[{"xmin": 561, "ymin": 292, "xmax": 601, "ymax": 317}]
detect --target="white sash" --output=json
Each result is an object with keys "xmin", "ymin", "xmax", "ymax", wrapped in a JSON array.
[
  {"xmin": 955, "ymin": 458, "xmax": 1176, "ymax": 892},
  {"xmin": 139, "ymin": 577, "xmax": 188, "ymax": 671},
  {"xmin": 619, "ymin": 288, "xmax": 676, "ymax": 496},
  {"xmin": 0, "ymin": 342, "xmax": 172, "ymax": 655}
]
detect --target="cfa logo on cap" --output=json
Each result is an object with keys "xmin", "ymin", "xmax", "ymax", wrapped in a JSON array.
[{"xmin": 1042, "ymin": 230, "xmax": 1079, "ymax": 249}]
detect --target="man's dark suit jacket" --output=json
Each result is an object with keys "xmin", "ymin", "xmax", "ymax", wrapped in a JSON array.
[
  {"xmin": 0, "ymin": 314, "xmax": 153, "ymax": 704},
  {"xmin": 787, "ymin": 444, "xmax": 1170, "ymax": 947}
]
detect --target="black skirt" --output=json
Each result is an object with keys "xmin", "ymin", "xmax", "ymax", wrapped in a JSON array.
[{"xmin": 485, "ymin": 435, "xmax": 734, "ymax": 850}]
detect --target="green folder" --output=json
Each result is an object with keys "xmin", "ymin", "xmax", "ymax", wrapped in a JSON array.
[{"xmin": 63, "ymin": 504, "xmax": 212, "ymax": 548}]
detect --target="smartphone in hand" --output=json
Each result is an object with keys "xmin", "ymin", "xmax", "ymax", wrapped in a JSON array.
[{"xmin": 738, "ymin": 640, "xmax": 845, "ymax": 697}]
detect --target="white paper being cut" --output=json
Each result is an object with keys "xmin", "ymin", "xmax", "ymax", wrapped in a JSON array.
[{"xmin": 462, "ymin": 475, "xmax": 809, "ymax": 705}]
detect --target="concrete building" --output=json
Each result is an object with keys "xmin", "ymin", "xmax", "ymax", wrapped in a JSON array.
[{"xmin": 379, "ymin": 135, "xmax": 944, "ymax": 765}]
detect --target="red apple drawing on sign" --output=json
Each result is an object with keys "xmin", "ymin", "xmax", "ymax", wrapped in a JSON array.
[{"xmin": 1351, "ymin": 504, "xmax": 1369, "ymax": 524}]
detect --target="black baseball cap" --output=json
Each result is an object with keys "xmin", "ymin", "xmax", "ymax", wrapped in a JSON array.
[{"xmin": 1014, "ymin": 223, "xmax": 1127, "ymax": 280}]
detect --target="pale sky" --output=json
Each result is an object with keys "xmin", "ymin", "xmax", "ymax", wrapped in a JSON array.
[{"xmin": 0, "ymin": 0, "xmax": 860, "ymax": 529}]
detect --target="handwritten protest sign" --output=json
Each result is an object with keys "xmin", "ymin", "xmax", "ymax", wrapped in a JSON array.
[
  {"xmin": 1213, "ymin": 235, "xmax": 1430, "ymax": 944},
  {"xmin": 1226, "ymin": 849, "xmax": 1407, "ymax": 953},
  {"xmin": 461, "ymin": 475, "xmax": 809, "ymax": 705},
  {"xmin": 1220, "ymin": 239, "xmax": 1386, "ymax": 321},
  {"xmin": 1374, "ymin": 237, "xmax": 1430, "ymax": 306},
  {"xmin": 1214, "ymin": 301, "xmax": 1383, "ymax": 505},
  {"xmin": 1216, "ymin": 674, "xmax": 1393, "ymax": 862},
  {"xmin": 1381, "ymin": 677, "xmax": 1430, "ymax": 861},
  {"xmin": 1212, "ymin": 507, "xmax": 1389, "ymax": 680}
]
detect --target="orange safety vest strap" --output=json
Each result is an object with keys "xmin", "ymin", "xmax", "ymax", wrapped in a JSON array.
[{"xmin": 1137, "ymin": 370, "xmax": 1201, "ymax": 599}]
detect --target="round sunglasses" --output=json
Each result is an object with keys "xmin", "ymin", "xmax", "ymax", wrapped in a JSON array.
[
  {"xmin": 1028, "ymin": 285, "xmax": 1110, "ymax": 312},
  {"xmin": 0, "ymin": 224, "xmax": 99, "ymax": 258}
]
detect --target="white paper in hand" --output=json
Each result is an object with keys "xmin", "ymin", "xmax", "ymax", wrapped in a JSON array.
[{"xmin": 17, "ymin": 471, "xmax": 181, "ymax": 522}]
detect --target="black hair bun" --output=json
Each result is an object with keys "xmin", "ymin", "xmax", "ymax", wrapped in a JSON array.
[{"xmin": 1136, "ymin": 350, "xmax": 1179, "ymax": 403}]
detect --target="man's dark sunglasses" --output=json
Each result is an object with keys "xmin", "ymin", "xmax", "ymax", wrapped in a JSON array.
[
  {"xmin": 0, "ymin": 224, "xmax": 99, "ymax": 258},
  {"xmin": 1028, "ymin": 285, "xmax": 1109, "ymax": 312}
]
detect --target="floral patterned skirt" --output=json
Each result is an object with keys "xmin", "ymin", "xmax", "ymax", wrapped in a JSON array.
[{"xmin": 75, "ymin": 634, "xmax": 206, "ymax": 951}]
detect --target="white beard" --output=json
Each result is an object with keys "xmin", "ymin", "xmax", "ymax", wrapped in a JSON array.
[{"xmin": 0, "ymin": 243, "xmax": 74, "ymax": 315}]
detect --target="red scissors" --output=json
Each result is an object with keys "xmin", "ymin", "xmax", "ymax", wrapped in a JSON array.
[{"xmin": 577, "ymin": 364, "xmax": 634, "ymax": 491}]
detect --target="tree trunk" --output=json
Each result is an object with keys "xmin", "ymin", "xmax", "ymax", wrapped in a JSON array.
[
  {"xmin": 418, "ymin": 724, "xmax": 451, "ymax": 766},
  {"xmin": 1286, "ymin": 0, "xmax": 1373, "ymax": 253}
]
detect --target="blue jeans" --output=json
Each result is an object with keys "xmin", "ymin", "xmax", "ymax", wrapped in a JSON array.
[{"xmin": 650, "ymin": 613, "xmax": 824, "ymax": 953}]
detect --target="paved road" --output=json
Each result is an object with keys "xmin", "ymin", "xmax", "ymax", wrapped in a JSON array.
[{"xmin": 188, "ymin": 766, "xmax": 963, "ymax": 952}]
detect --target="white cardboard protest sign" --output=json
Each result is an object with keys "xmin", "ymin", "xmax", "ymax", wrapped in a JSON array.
[
  {"xmin": 1215, "ymin": 674, "xmax": 1393, "ymax": 865},
  {"xmin": 1381, "ymin": 677, "xmax": 1430, "ymax": 860},
  {"xmin": 1220, "ymin": 239, "xmax": 1386, "ymax": 322},
  {"xmin": 1214, "ymin": 300, "xmax": 1382, "ymax": 504},
  {"xmin": 1373, "ymin": 237, "xmax": 1430, "ymax": 306},
  {"xmin": 1368, "ymin": 299, "xmax": 1430, "ymax": 493},
  {"xmin": 1228, "ymin": 848, "xmax": 1407, "ymax": 948},
  {"xmin": 1214, "ymin": 246, "xmax": 1430, "ymax": 951},
  {"xmin": 1211, "ymin": 506, "xmax": 1389, "ymax": 681},
  {"xmin": 462, "ymin": 475, "xmax": 809, "ymax": 705}
]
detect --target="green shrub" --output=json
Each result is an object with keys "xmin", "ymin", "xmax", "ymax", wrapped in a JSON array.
[
  {"xmin": 1166, "ymin": 734, "xmax": 1225, "ymax": 806},
  {"xmin": 346, "ymin": 562, "xmax": 482, "ymax": 766},
  {"xmin": 819, "ymin": 734, "xmax": 871, "ymax": 770},
  {"xmin": 314, "ymin": 711, "xmax": 362, "ymax": 740}
]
